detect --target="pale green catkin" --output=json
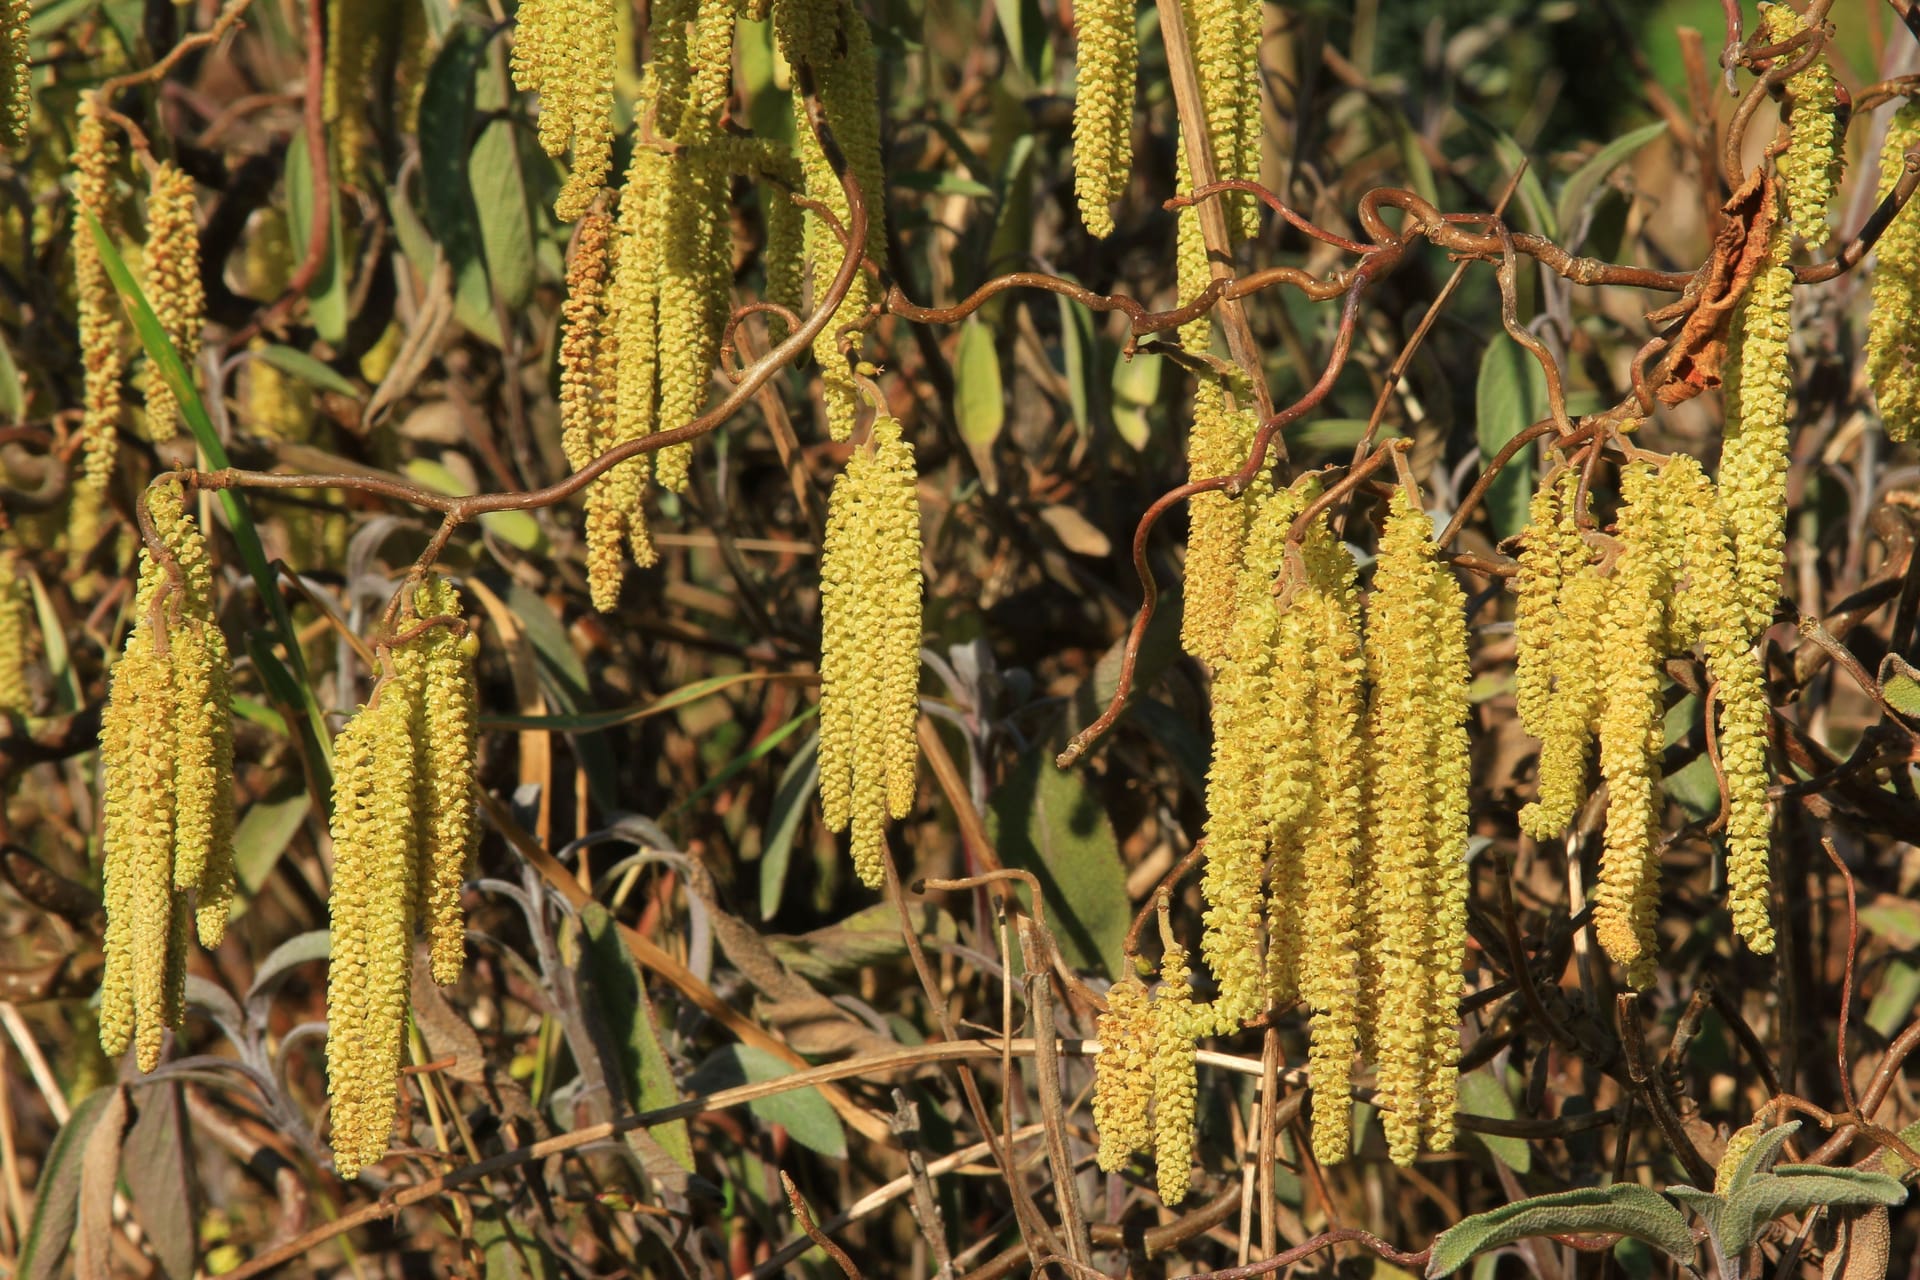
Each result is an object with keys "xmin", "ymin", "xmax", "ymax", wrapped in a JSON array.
[{"xmin": 1868, "ymin": 102, "xmax": 1920, "ymax": 442}]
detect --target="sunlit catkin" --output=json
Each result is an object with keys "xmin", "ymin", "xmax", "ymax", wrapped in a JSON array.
[
  {"xmin": 0, "ymin": 551, "xmax": 29, "ymax": 718},
  {"xmin": 1071, "ymin": 0, "xmax": 1136, "ymax": 237},
  {"xmin": 817, "ymin": 417, "xmax": 923, "ymax": 888},
  {"xmin": 1762, "ymin": 3, "xmax": 1841, "ymax": 241},
  {"xmin": 1515, "ymin": 472, "xmax": 1603, "ymax": 838},
  {"xmin": 1181, "ymin": 0, "xmax": 1262, "ymax": 239},
  {"xmin": 1720, "ymin": 223, "xmax": 1791, "ymax": 643},
  {"xmin": 1665, "ymin": 458, "xmax": 1776, "ymax": 956},
  {"xmin": 74, "ymin": 97, "xmax": 125, "ymax": 502},
  {"xmin": 1, "ymin": 0, "xmax": 29, "ymax": 148},
  {"xmin": 1293, "ymin": 517, "xmax": 1366, "ymax": 1167},
  {"xmin": 1868, "ymin": 102, "xmax": 1920, "ymax": 442},
  {"xmin": 1151, "ymin": 935, "xmax": 1197, "ymax": 1205},
  {"xmin": 653, "ymin": 146, "xmax": 732, "ymax": 493},
  {"xmin": 1591, "ymin": 464, "xmax": 1673, "ymax": 989},
  {"xmin": 325, "ymin": 680, "xmax": 420, "ymax": 1179},
  {"xmin": 400, "ymin": 576, "xmax": 479, "ymax": 986},
  {"xmin": 1364, "ymin": 490, "xmax": 1469, "ymax": 1165},
  {"xmin": 779, "ymin": 0, "xmax": 887, "ymax": 442},
  {"xmin": 141, "ymin": 163, "xmax": 204, "ymax": 442},
  {"xmin": 560, "ymin": 211, "xmax": 615, "ymax": 475},
  {"xmin": 1093, "ymin": 973, "xmax": 1153, "ymax": 1170},
  {"xmin": 512, "ymin": 0, "xmax": 616, "ymax": 220},
  {"xmin": 1198, "ymin": 483, "xmax": 1306, "ymax": 1033}
]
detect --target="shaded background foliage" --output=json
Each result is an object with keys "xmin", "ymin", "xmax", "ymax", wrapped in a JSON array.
[{"xmin": 0, "ymin": 0, "xmax": 1918, "ymax": 1277}]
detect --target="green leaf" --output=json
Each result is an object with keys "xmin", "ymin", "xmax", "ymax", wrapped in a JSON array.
[
  {"xmin": 759, "ymin": 735, "xmax": 819, "ymax": 920},
  {"xmin": 1287, "ymin": 418, "xmax": 1402, "ymax": 452},
  {"xmin": 1867, "ymin": 957, "xmax": 1920, "ymax": 1038},
  {"xmin": 1474, "ymin": 335, "xmax": 1550, "ymax": 542},
  {"xmin": 481, "ymin": 671, "xmax": 789, "ymax": 733},
  {"xmin": 955, "ymin": 318, "xmax": 1006, "ymax": 447},
  {"xmin": 121, "ymin": 1083, "xmax": 197, "ymax": 1280},
  {"xmin": 1555, "ymin": 122, "xmax": 1668, "ymax": 247},
  {"xmin": 1457, "ymin": 107, "xmax": 1556, "ymax": 239},
  {"xmin": 17, "ymin": 1087, "xmax": 120, "ymax": 1280},
  {"xmin": 1459, "ymin": 1066, "xmax": 1531, "ymax": 1173},
  {"xmin": 285, "ymin": 132, "xmax": 348, "ymax": 344},
  {"xmin": 250, "ymin": 344, "xmax": 360, "ymax": 400},
  {"xmin": 473, "ymin": 1205, "xmax": 563, "ymax": 1280},
  {"xmin": 686, "ymin": 1045, "xmax": 846, "ymax": 1159},
  {"xmin": 666, "ymin": 707, "xmax": 817, "ymax": 820},
  {"xmin": 991, "ymin": 0, "xmax": 1050, "ymax": 86},
  {"xmin": 1717, "ymin": 1167, "xmax": 1907, "ymax": 1256},
  {"xmin": 1057, "ymin": 291, "xmax": 1098, "ymax": 439},
  {"xmin": 417, "ymin": 20, "xmax": 506, "ymax": 342},
  {"xmin": 986, "ymin": 748, "xmax": 1130, "ymax": 979},
  {"xmin": 1662, "ymin": 752, "xmax": 1721, "ymax": 823},
  {"xmin": 233, "ymin": 783, "xmax": 312, "ymax": 899},
  {"xmin": 1878, "ymin": 654, "xmax": 1920, "ymax": 719},
  {"xmin": 471, "ymin": 32, "xmax": 536, "ymax": 313},
  {"xmin": 403, "ymin": 457, "xmax": 547, "ymax": 552},
  {"xmin": 1109, "ymin": 348, "xmax": 1161, "ymax": 451},
  {"xmin": 578, "ymin": 902, "xmax": 695, "ymax": 1169},
  {"xmin": 1427, "ymin": 1185, "xmax": 1695, "ymax": 1277},
  {"xmin": 1722, "ymin": 1120, "xmax": 1801, "ymax": 1197}
]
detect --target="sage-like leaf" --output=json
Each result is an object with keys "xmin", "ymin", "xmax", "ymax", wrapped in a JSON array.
[{"xmin": 1427, "ymin": 1185, "xmax": 1695, "ymax": 1277}]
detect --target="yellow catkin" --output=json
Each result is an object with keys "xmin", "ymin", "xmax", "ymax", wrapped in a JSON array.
[
  {"xmin": 1364, "ymin": 490, "xmax": 1469, "ymax": 1165},
  {"xmin": 647, "ymin": 0, "xmax": 698, "ymax": 132},
  {"xmin": 141, "ymin": 163, "xmax": 204, "ymax": 443},
  {"xmin": 817, "ymin": 416, "xmax": 923, "ymax": 887},
  {"xmin": 1516, "ymin": 472, "xmax": 1604, "ymax": 838},
  {"xmin": 401, "ymin": 576, "xmax": 479, "ymax": 986},
  {"xmin": 0, "ymin": 550, "xmax": 29, "ymax": 718},
  {"xmin": 323, "ymin": 0, "xmax": 380, "ymax": 169},
  {"xmin": 1293, "ymin": 517, "xmax": 1366, "ymax": 1167},
  {"xmin": 1868, "ymin": 102, "xmax": 1920, "ymax": 442},
  {"xmin": 1762, "ymin": 3, "xmax": 1841, "ymax": 242},
  {"xmin": 1151, "ymin": 938, "xmax": 1197, "ymax": 1205},
  {"xmin": 74, "ymin": 97, "xmax": 124, "ymax": 507},
  {"xmin": 325, "ymin": 680, "xmax": 420, "ymax": 1179},
  {"xmin": 680, "ymin": 0, "xmax": 740, "ymax": 138},
  {"xmin": 778, "ymin": 0, "xmax": 887, "ymax": 442},
  {"xmin": 97, "ymin": 629, "xmax": 176, "ymax": 1070},
  {"xmin": 765, "ymin": 186, "xmax": 805, "ymax": 345},
  {"xmin": 1721, "ymin": 222, "xmax": 1792, "ymax": 645},
  {"xmin": 1093, "ymin": 973, "xmax": 1154, "ymax": 1170},
  {"xmin": 2, "ymin": 0, "xmax": 29, "ymax": 148},
  {"xmin": 1197, "ymin": 483, "xmax": 1306, "ymax": 1034},
  {"xmin": 513, "ymin": 0, "xmax": 616, "ymax": 220},
  {"xmin": 1591, "ymin": 464, "xmax": 1672, "ymax": 989},
  {"xmin": 1071, "ymin": 0, "xmax": 1136, "ymax": 237},
  {"xmin": 1716, "ymin": 1121, "xmax": 1765, "ymax": 1196},
  {"xmin": 1181, "ymin": 0, "xmax": 1261, "ymax": 239},
  {"xmin": 653, "ymin": 145, "xmax": 732, "ymax": 493},
  {"xmin": 1665, "ymin": 458, "xmax": 1776, "ymax": 956},
  {"xmin": 1181, "ymin": 382, "xmax": 1264, "ymax": 665},
  {"xmin": 245, "ymin": 343, "xmax": 313, "ymax": 442}
]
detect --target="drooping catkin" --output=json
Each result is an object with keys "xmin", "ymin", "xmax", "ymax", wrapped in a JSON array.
[
  {"xmin": 511, "ymin": 0, "xmax": 616, "ymax": 220},
  {"xmin": 1, "ymin": 0, "xmax": 29, "ymax": 149},
  {"xmin": 74, "ymin": 97, "xmax": 125, "ymax": 505},
  {"xmin": 1515, "ymin": 471, "xmax": 1604, "ymax": 838},
  {"xmin": 324, "ymin": 0, "xmax": 380, "ymax": 169},
  {"xmin": 1363, "ymin": 490, "xmax": 1469, "ymax": 1166},
  {"xmin": 1761, "ymin": 3, "xmax": 1842, "ymax": 242},
  {"xmin": 1181, "ymin": 0, "xmax": 1262, "ymax": 239},
  {"xmin": 1151, "ymin": 935, "xmax": 1197, "ymax": 1205},
  {"xmin": 1720, "ymin": 222, "xmax": 1791, "ymax": 644},
  {"xmin": 1071, "ymin": 0, "xmax": 1136, "ymax": 237},
  {"xmin": 325, "ymin": 679, "xmax": 420, "ymax": 1179},
  {"xmin": 397, "ymin": 576, "xmax": 479, "ymax": 986},
  {"xmin": 141, "ymin": 163, "xmax": 204, "ymax": 442},
  {"xmin": 1093, "ymin": 973, "xmax": 1153, "ymax": 1170},
  {"xmin": 1868, "ymin": 102, "xmax": 1920, "ymax": 442},
  {"xmin": 1591, "ymin": 464, "xmax": 1673, "ymax": 989},
  {"xmin": 778, "ymin": 0, "xmax": 887, "ymax": 442},
  {"xmin": 1665, "ymin": 458, "xmax": 1776, "ymax": 956},
  {"xmin": 0, "ymin": 550, "xmax": 30, "ymax": 718},
  {"xmin": 560, "ymin": 211, "xmax": 615, "ymax": 475},
  {"xmin": 1181, "ymin": 381, "xmax": 1264, "ymax": 666},
  {"xmin": 1197, "ymin": 483, "xmax": 1307, "ymax": 1034},
  {"xmin": 1292, "ymin": 517, "xmax": 1367, "ymax": 1167},
  {"xmin": 817, "ymin": 416, "xmax": 923, "ymax": 888},
  {"xmin": 653, "ymin": 145, "xmax": 733, "ymax": 493},
  {"xmin": 679, "ymin": 0, "xmax": 741, "ymax": 139}
]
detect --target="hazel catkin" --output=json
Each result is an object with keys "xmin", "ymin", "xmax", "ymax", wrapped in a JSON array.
[
  {"xmin": 1093, "ymin": 973, "xmax": 1153, "ymax": 1171},
  {"xmin": 512, "ymin": 0, "xmax": 617, "ymax": 220},
  {"xmin": 2, "ymin": 0, "xmax": 28, "ymax": 149},
  {"xmin": 817, "ymin": 416, "xmax": 923, "ymax": 888},
  {"xmin": 1868, "ymin": 102, "xmax": 1920, "ymax": 442},
  {"xmin": 1071, "ymin": 0, "xmax": 1136, "ymax": 237},
  {"xmin": 399, "ymin": 577, "xmax": 480, "ymax": 986},
  {"xmin": 1515, "ymin": 471, "xmax": 1603, "ymax": 838},
  {"xmin": 0, "ymin": 550, "xmax": 30, "ymax": 719},
  {"xmin": 325, "ymin": 679, "xmax": 420, "ymax": 1179},
  {"xmin": 1150, "ymin": 936, "xmax": 1197, "ymax": 1205},
  {"xmin": 1761, "ymin": 2, "xmax": 1842, "ymax": 242},
  {"xmin": 1363, "ymin": 490, "xmax": 1469, "ymax": 1166},
  {"xmin": 74, "ymin": 96, "xmax": 125, "ymax": 511},
  {"xmin": 1720, "ymin": 224, "xmax": 1791, "ymax": 645},
  {"xmin": 141, "ymin": 163, "xmax": 204, "ymax": 443}
]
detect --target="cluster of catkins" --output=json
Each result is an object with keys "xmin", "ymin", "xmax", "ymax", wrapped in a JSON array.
[
  {"xmin": 68, "ymin": 98, "xmax": 209, "ymax": 538},
  {"xmin": 97, "ymin": 480, "xmax": 236, "ymax": 1072},
  {"xmin": 537, "ymin": 0, "xmax": 884, "ymax": 609},
  {"xmin": 325, "ymin": 574, "xmax": 480, "ymax": 1177},
  {"xmin": 1097, "ymin": 478, "xmax": 1471, "ymax": 1182}
]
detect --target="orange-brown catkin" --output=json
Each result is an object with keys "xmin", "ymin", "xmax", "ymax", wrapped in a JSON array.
[{"xmin": 142, "ymin": 163, "xmax": 205, "ymax": 442}]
